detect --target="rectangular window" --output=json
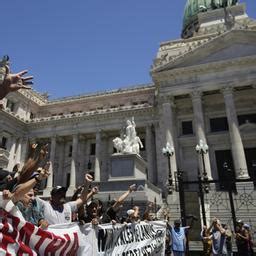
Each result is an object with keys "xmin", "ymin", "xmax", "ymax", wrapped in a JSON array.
[
  {"xmin": 238, "ymin": 113, "xmax": 256, "ymax": 125},
  {"xmin": 68, "ymin": 145, "xmax": 72, "ymax": 157},
  {"xmin": 90, "ymin": 143, "xmax": 96, "ymax": 155},
  {"xmin": 181, "ymin": 121, "xmax": 193, "ymax": 135},
  {"xmin": 66, "ymin": 173, "xmax": 70, "ymax": 188},
  {"xmin": 210, "ymin": 117, "xmax": 229, "ymax": 132},
  {"xmin": 215, "ymin": 150, "xmax": 236, "ymax": 191},
  {"xmin": 1, "ymin": 137, "xmax": 7, "ymax": 149},
  {"xmin": 6, "ymin": 100, "xmax": 15, "ymax": 112},
  {"xmin": 245, "ymin": 148, "xmax": 256, "ymax": 184}
]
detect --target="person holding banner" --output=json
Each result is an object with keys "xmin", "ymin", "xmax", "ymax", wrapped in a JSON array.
[
  {"xmin": 16, "ymin": 188, "xmax": 49, "ymax": 229},
  {"xmin": 36, "ymin": 173, "xmax": 93, "ymax": 225}
]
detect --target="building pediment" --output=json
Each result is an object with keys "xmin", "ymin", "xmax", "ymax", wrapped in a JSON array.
[{"xmin": 152, "ymin": 29, "xmax": 256, "ymax": 73}]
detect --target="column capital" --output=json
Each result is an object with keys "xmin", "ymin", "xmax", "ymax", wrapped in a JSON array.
[
  {"xmin": 221, "ymin": 86, "xmax": 234, "ymax": 96},
  {"xmin": 56, "ymin": 136, "xmax": 65, "ymax": 143},
  {"xmin": 190, "ymin": 90, "xmax": 202, "ymax": 101},
  {"xmin": 159, "ymin": 95, "xmax": 175, "ymax": 106},
  {"xmin": 50, "ymin": 135, "xmax": 57, "ymax": 141},
  {"xmin": 70, "ymin": 131, "xmax": 79, "ymax": 137}
]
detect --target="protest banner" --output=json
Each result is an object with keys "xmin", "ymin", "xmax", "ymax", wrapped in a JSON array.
[
  {"xmin": 0, "ymin": 193, "xmax": 166, "ymax": 255},
  {"xmin": 95, "ymin": 221, "xmax": 166, "ymax": 256}
]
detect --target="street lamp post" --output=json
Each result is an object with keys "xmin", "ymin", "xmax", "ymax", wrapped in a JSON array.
[
  {"xmin": 162, "ymin": 142, "xmax": 174, "ymax": 194},
  {"xmin": 177, "ymin": 168, "xmax": 186, "ymax": 226},
  {"xmin": 196, "ymin": 139, "xmax": 209, "ymax": 181},
  {"xmin": 196, "ymin": 140, "xmax": 209, "ymax": 226},
  {"xmin": 198, "ymin": 169, "xmax": 207, "ymax": 226},
  {"xmin": 223, "ymin": 162, "xmax": 237, "ymax": 231}
]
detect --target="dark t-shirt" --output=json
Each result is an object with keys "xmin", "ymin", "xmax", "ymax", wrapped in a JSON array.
[{"xmin": 101, "ymin": 207, "xmax": 119, "ymax": 223}]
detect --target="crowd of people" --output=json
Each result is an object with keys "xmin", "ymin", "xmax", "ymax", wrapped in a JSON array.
[
  {"xmin": 165, "ymin": 217, "xmax": 254, "ymax": 256},
  {"xmin": 0, "ymin": 58, "xmax": 255, "ymax": 255},
  {"xmin": 0, "ymin": 145, "xmax": 158, "ymax": 228}
]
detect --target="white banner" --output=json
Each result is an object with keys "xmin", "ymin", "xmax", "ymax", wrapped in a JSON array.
[
  {"xmin": 95, "ymin": 221, "xmax": 166, "ymax": 256},
  {"xmin": 0, "ymin": 193, "xmax": 166, "ymax": 255}
]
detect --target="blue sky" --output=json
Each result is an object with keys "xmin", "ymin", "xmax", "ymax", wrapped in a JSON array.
[{"xmin": 1, "ymin": 0, "xmax": 255, "ymax": 99}]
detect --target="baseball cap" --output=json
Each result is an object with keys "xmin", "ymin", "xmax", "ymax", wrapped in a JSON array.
[
  {"xmin": 51, "ymin": 186, "xmax": 67, "ymax": 196},
  {"xmin": 244, "ymin": 224, "xmax": 250, "ymax": 229},
  {"xmin": 127, "ymin": 209, "xmax": 135, "ymax": 216}
]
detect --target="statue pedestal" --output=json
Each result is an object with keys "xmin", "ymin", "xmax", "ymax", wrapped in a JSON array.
[
  {"xmin": 91, "ymin": 153, "xmax": 162, "ymax": 217},
  {"xmin": 109, "ymin": 153, "xmax": 147, "ymax": 181}
]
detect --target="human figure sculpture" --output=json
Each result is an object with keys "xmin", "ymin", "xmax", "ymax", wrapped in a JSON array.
[{"xmin": 113, "ymin": 117, "xmax": 143, "ymax": 155}]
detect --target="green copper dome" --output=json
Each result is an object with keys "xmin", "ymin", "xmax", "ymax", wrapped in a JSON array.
[{"xmin": 182, "ymin": 0, "xmax": 238, "ymax": 38}]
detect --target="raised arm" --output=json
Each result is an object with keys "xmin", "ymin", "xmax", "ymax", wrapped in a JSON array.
[
  {"xmin": 0, "ymin": 63, "xmax": 33, "ymax": 100},
  {"xmin": 18, "ymin": 144, "xmax": 48, "ymax": 184},
  {"xmin": 11, "ymin": 164, "xmax": 50, "ymax": 203},
  {"xmin": 75, "ymin": 174, "xmax": 93, "ymax": 208},
  {"xmin": 112, "ymin": 184, "xmax": 136, "ymax": 211},
  {"xmin": 86, "ymin": 186, "xmax": 99, "ymax": 201}
]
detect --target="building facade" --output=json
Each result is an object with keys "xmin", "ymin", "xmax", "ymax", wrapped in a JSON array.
[{"xmin": 0, "ymin": 1, "xmax": 256, "ymax": 234}]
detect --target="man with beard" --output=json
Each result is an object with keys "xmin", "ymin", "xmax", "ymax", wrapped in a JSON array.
[{"xmin": 37, "ymin": 173, "xmax": 93, "ymax": 225}]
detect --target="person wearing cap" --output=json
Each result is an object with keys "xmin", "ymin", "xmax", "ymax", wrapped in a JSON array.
[
  {"xmin": 235, "ymin": 219, "xmax": 250, "ymax": 255},
  {"xmin": 36, "ymin": 173, "xmax": 93, "ymax": 225},
  {"xmin": 126, "ymin": 209, "xmax": 136, "ymax": 223},
  {"xmin": 168, "ymin": 219, "xmax": 190, "ymax": 256}
]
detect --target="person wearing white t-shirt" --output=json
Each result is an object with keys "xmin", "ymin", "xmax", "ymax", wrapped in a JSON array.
[{"xmin": 37, "ymin": 173, "xmax": 93, "ymax": 225}]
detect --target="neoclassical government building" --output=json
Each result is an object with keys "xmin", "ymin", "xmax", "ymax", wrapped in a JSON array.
[{"xmin": 1, "ymin": 1, "xmax": 256, "ymax": 230}]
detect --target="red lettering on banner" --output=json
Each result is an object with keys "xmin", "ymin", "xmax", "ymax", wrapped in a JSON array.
[
  {"xmin": 0, "ymin": 211, "xmax": 80, "ymax": 255},
  {"xmin": 19, "ymin": 221, "xmax": 35, "ymax": 245},
  {"xmin": 67, "ymin": 232, "xmax": 79, "ymax": 255},
  {"xmin": 34, "ymin": 227, "xmax": 53, "ymax": 251},
  {"xmin": 60, "ymin": 234, "xmax": 71, "ymax": 256},
  {"xmin": 1, "ymin": 217, "xmax": 17, "ymax": 255},
  {"xmin": 1, "ymin": 216, "xmax": 34, "ymax": 256},
  {"xmin": 44, "ymin": 233, "xmax": 66, "ymax": 254}
]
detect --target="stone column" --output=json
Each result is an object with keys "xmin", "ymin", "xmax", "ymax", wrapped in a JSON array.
[
  {"xmin": 57, "ymin": 139, "xmax": 65, "ymax": 187},
  {"xmin": 46, "ymin": 136, "xmax": 56, "ymax": 189},
  {"xmin": 154, "ymin": 122, "xmax": 163, "ymax": 187},
  {"xmin": 161, "ymin": 97, "xmax": 178, "ymax": 179},
  {"xmin": 146, "ymin": 124, "xmax": 155, "ymax": 183},
  {"xmin": 20, "ymin": 137, "xmax": 29, "ymax": 164},
  {"xmin": 69, "ymin": 134, "xmax": 78, "ymax": 191},
  {"xmin": 15, "ymin": 138, "xmax": 22, "ymax": 164},
  {"xmin": 222, "ymin": 87, "xmax": 249, "ymax": 179},
  {"xmin": 191, "ymin": 91, "xmax": 212, "ymax": 179},
  {"xmin": 94, "ymin": 131, "xmax": 101, "ymax": 182},
  {"xmin": 7, "ymin": 137, "xmax": 17, "ymax": 170}
]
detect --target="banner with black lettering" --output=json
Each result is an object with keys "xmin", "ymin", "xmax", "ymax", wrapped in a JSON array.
[
  {"xmin": 0, "ymin": 193, "xmax": 166, "ymax": 255},
  {"xmin": 94, "ymin": 221, "xmax": 166, "ymax": 255}
]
